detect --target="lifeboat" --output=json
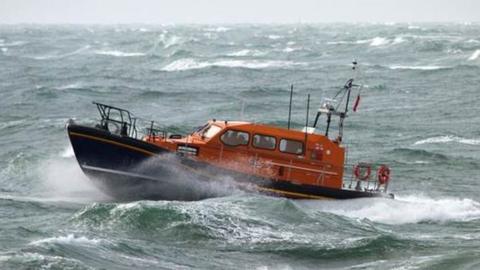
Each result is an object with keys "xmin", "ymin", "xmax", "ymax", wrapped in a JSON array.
[{"xmin": 66, "ymin": 65, "xmax": 394, "ymax": 200}]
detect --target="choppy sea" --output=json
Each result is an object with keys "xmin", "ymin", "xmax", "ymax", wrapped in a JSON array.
[{"xmin": 1, "ymin": 23, "xmax": 480, "ymax": 269}]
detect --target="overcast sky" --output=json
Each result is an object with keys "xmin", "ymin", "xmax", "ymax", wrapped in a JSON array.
[{"xmin": 1, "ymin": 0, "xmax": 479, "ymax": 24}]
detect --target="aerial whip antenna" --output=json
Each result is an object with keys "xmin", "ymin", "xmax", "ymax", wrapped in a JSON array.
[{"xmin": 287, "ymin": 84, "xmax": 294, "ymax": 129}]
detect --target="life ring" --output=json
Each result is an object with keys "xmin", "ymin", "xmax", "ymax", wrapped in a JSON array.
[
  {"xmin": 377, "ymin": 165, "xmax": 390, "ymax": 185},
  {"xmin": 353, "ymin": 163, "xmax": 371, "ymax": 180}
]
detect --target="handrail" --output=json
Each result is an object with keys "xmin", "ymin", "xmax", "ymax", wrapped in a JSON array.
[
  {"xmin": 93, "ymin": 101, "xmax": 170, "ymax": 140},
  {"xmin": 343, "ymin": 162, "xmax": 390, "ymax": 193}
]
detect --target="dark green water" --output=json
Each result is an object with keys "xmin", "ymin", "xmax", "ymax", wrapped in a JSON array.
[{"xmin": 1, "ymin": 23, "xmax": 480, "ymax": 269}]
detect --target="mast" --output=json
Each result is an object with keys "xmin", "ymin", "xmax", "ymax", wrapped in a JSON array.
[
  {"xmin": 304, "ymin": 94, "xmax": 310, "ymax": 150},
  {"xmin": 287, "ymin": 84, "xmax": 294, "ymax": 130}
]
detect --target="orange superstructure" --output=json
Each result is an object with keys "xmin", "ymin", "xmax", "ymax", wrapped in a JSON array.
[{"xmin": 145, "ymin": 120, "xmax": 346, "ymax": 189}]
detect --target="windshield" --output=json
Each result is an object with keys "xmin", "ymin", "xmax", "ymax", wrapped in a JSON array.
[{"xmin": 202, "ymin": 125, "xmax": 222, "ymax": 139}]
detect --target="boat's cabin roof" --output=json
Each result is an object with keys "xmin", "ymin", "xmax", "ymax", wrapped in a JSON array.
[{"xmin": 190, "ymin": 119, "xmax": 342, "ymax": 153}]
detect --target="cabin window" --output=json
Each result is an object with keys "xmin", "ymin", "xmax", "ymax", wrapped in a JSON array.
[
  {"xmin": 279, "ymin": 139, "xmax": 304, "ymax": 155},
  {"xmin": 202, "ymin": 125, "xmax": 222, "ymax": 139},
  {"xmin": 221, "ymin": 130, "xmax": 249, "ymax": 146},
  {"xmin": 253, "ymin": 134, "xmax": 276, "ymax": 150}
]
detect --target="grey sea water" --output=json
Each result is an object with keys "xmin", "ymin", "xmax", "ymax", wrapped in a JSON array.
[{"xmin": 1, "ymin": 23, "xmax": 480, "ymax": 269}]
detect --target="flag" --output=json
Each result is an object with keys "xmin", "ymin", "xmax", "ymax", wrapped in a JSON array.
[{"xmin": 353, "ymin": 94, "xmax": 361, "ymax": 112}]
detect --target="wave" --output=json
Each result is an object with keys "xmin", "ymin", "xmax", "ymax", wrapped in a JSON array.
[
  {"xmin": 53, "ymin": 83, "xmax": 84, "ymax": 91},
  {"xmin": 226, "ymin": 49, "xmax": 266, "ymax": 57},
  {"xmin": 466, "ymin": 39, "xmax": 480, "ymax": 44},
  {"xmin": 391, "ymin": 148, "xmax": 449, "ymax": 161},
  {"xmin": 0, "ymin": 252, "xmax": 86, "ymax": 269},
  {"xmin": 327, "ymin": 37, "xmax": 402, "ymax": 47},
  {"xmin": 204, "ymin": 27, "xmax": 230, "ymax": 32},
  {"xmin": 30, "ymin": 234, "xmax": 102, "ymax": 246},
  {"xmin": 389, "ymin": 65, "xmax": 448, "ymax": 70},
  {"xmin": 157, "ymin": 32, "xmax": 183, "ymax": 49},
  {"xmin": 94, "ymin": 50, "xmax": 145, "ymax": 57},
  {"xmin": 414, "ymin": 135, "xmax": 480, "ymax": 146},
  {"xmin": 32, "ymin": 45, "xmax": 91, "ymax": 60},
  {"xmin": 161, "ymin": 58, "xmax": 304, "ymax": 71},
  {"xmin": 308, "ymin": 195, "xmax": 480, "ymax": 225},
  {"xmin": 392, "ymin": 36, "xmax": 406, "ymax": 44},
  {"xmin": 282, "ymin": 47, "xmax": 302, "ymax": 53},
  {"xmin": 267, "ymin": 35, "xmax": 283, "ymax": 40},
  {"xmin": 369, "ymin": 37, "xmax": 389, "ymax": 46},
  {"xmin": 408, "ymin": 25, "xmax": 421, "ymax": 30},
  {"xmin": 468, "ymin": 49, "xmax": 480, "ymax": 61},
  {"xmin": 0, "ymin": 40, "xmax": 27, "ymax": 47}
]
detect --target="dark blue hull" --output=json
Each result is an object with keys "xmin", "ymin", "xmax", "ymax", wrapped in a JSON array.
[{"xmin": 67, "ymin": 123, "xmax": 223, "ymax": 200}]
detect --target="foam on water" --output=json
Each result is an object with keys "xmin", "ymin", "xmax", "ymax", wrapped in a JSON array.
[
  {"xmin": 205, "ymin": 27, "xmax": 230, "ymax": 32},
  {"xmin": 369, "ymin": 37, "xmax": 390, "ymax": 46},
  {"xmin": 414, "ymin": 135, "xmax": 480, "ymax": 146},
  {"xmin": 30, "ymin": 234, "xmax": 102, "ymax": 246},
  {"xmin": 94, "ymin": 50, "xmax": 145, "ymax": 57},
  {"xmin": 159, "ymin": 33, "xmax": 182, "ymax": 49},
  {"xmin": 308, "ymin": 195, "xmax": 480, "ymax": 225},
  {"xmin": 468, "ymin": 49, "xmax": 480, "ymax": 61},
  {"xmin": 267, "ymin": 35, "xmax": 283, "ymax": 40},
  {"xmin": 227, "ymin": 49, "xmax": 266, "ymax": 57},
  {"xmin": 389, "ymin": 65, "xmax": 447, "ymax": 70},
  {"xmin": 54, "ymin": 83, "xmax": 84, "ymax": 91},
  {"xmin": 32, "ymin": 45, "xmax": 91, "ymax": 60},
  {"xmin": 161, "ymin": 58, "xmax": 302, "ymax": 71}
]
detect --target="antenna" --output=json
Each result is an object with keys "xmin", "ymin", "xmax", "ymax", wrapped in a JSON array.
[
  {"xmin": 287, "ymin": 84, "xmax": 293, "ymax": 129},
  {"xmin": 304, "ymin": 94, "xmax": 310, "ymax": 150}
]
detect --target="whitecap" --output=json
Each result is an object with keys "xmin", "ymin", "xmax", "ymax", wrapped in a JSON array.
[
  {"xmin": 389, "ymin": 65, "xmax": 446, "ymax": 70},
  {"xmin": 160, "ymin": 34, "xmax": 181, "ymax": 48},
  {"xmin": 161, "ymin": 58, "xmax": 303, "ymax": 71},
  {"xmin": 310, "ymin": 195, "xmax": 480, "ymax": 225},
  {"xmin": 392, "ymin": 36, "xmax": 405, "ymax": 45},
  {"xmin": 161, "ymin": 58, "xmax": 209, "ymax": 71},
  {"xmin": 1, "ymin": 41, "xmax": 26, "ymax": 47},
  {"xmin": 447, "ymin": 48, "xmax": 463, "ymax": 54},
  {"xmin": 326, "ymin": 41, "xmax": 354, "ymax": 45},
  {"xmin": 408, "ymin": 25, "xmax": 421, "ymax": 30},
  {"xmin": 282, "ymin": 47, "xmax": 299, "ymax": 53},
  {"xmin": 33, "ymin": 45, "xmax": 91, "ymax": 60},
  {"xmin": 94, "ymin": 50, "xmax": 145, "ymax": 57},
  {"xmin": 1, "ymin": 47, "xmax": 7, "ymax": 53},
  {"xmin": 54, "ymin": 83, "xmax": 83, "ymax": 91},
  {"xmin": 468, "ymin": 49, "xmax": 480, "ymax": 61},
  {"xmin": 226, "ymin": 49, "xmax": 265, "ymax": 57},
  {"xmin": 31, "ymin": 234, "xmax": 101, "ymax": 246},
  {"xmin": 355, "ymin": 39, "xmax": 371, "ymax": 44},
  {"xmin": 267, "ymin": 35, "xmax": 283, "ymax": 40},
  {"xmin": 414, "ymin": 135, "xmax": 480, "ymax": 145},
  {"xmin": 369, "ymin": 37, "xmax": 389, "ymax": 46},
  {"xmin": 466, "ymin": 39, "xmax": 480, "ymax": 44},
  {"xmin": 205, "ymin": 27, "xmax": 230, "ymax": 32}
]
